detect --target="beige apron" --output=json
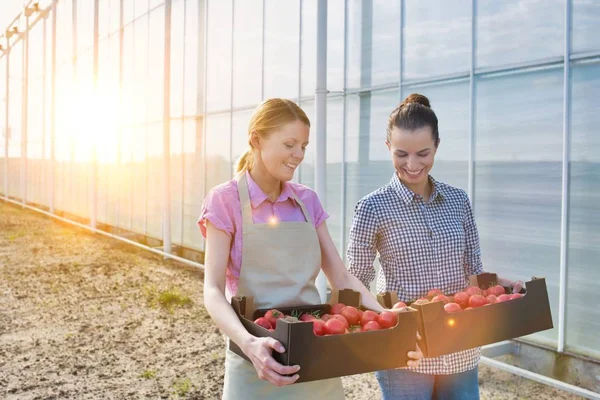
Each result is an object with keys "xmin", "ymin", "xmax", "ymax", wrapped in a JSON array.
[{"xmin": 222, "ymin": 173, "xmax": 345, "ymax": 400}]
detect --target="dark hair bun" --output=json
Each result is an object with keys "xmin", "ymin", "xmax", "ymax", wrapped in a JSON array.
[{"xmin": 401, "ymin": 93, "xmax": 431, "ymax": 108}]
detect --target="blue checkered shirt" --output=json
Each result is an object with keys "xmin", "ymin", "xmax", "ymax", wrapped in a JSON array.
[{"xmin": 347, "ymin": 173, "xmax": 482, "ymax": 375}]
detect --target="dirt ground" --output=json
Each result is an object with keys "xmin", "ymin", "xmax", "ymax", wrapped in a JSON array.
[{"xmin": 0, "ymin": 202, "xmax": 586, "ymax": 399}]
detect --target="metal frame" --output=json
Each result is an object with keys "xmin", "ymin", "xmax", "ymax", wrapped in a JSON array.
[
  {"xmin": 314, "ymin": 0, "xmax": 328, "ymax": 302},
  {"xmin": 468, "ymin": 0, "xmax": 476, "ymax": 206},
  {"xmin": 557, "ymin": 0, "xmax": 572, "ymax": 354},
  {"xmin": 3, "ymin": 36, "xmax": 9, "ymax": 202},
  {"xmin": 162, "ymin": 0, "xmax": 172, "ymax": 255},
  {"xmin": 21, "ymin": 14, "xmax": 29, "ymax": 208}
]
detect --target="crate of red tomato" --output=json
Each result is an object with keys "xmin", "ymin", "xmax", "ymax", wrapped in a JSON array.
[
  {"xmin": 377, "ymin": 273, "xmax": 553, "ymax": 358},
  {"xmin": 229, "ymin": 289, "xmax": 419, "ymax": 383}
]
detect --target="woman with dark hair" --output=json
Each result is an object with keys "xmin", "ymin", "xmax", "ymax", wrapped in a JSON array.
[{"xmin": 347, "ymin": 93, "xmax": 522, "ymax": 399}]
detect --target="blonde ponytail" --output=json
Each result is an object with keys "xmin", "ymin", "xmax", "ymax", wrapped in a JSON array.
[{"xmin": 235, "ymin": 149, "xmax": 254, "ymax": 174}]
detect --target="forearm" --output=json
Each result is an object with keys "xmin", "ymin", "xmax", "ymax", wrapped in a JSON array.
[{"xmin": 203, "ymin": 285, "xmax": 255, "ymax": 352}]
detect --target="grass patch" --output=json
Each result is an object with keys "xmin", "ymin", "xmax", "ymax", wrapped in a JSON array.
[
  {"xmin": 140, "ymin": 369, "xmax": 157, "ymax": 379},
  {"xmin": 144, "ymin": 285, "xmax": 193, "ymax": 313},
  {"xmin": 171, "ymin": 377, "xmax": 193, "ymax": 398}
]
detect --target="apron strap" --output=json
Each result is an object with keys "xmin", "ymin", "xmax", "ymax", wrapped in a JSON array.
[
  {"xmin": 290, "ymin": 191, "xmax": 313, "ymax": 225},
  {"xmin": 237, "ymin": 171, "xmax": 314, "ymax": 226},
  {"xmin": 236, "ymin": 173, "xmax": 254, "ymax": 225}
]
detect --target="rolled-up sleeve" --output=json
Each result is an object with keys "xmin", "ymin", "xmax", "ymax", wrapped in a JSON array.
[
  {"xmin": 463, "ymin": 194, "xmax": 483, "ymax": 276},
  {"xmin": 347, "ymin": 198, "xmax": 379, "ymax": 289}
]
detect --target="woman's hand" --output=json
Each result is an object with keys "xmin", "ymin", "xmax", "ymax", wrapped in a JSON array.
[
  {"xmin": 510, "ymin": 280, "xmax": 525, "ymax": 294},
  {"xmin": 241, "ymin": 336, "xmax": 301, "ymax": 386},
  {"xmin": 407, "ymin": 333, "xmax": 424, "ymax": 368}
]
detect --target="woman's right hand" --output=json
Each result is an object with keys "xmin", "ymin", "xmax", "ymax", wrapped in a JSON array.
[{"xmin": 242, "ymin": 336, "xmax": 301, "ymax": 386}]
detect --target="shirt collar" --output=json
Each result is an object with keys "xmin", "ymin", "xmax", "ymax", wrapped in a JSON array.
[
  {"xmin": 390, "ymin": 173, "xmax": 445, "ymax": 205},
  {"xmin": 245, "ymin": 171, "xmax": 295, "ymax": 208}
]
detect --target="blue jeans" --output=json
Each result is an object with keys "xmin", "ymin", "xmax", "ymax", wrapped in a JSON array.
[{"xmin": 375, "ymin": 367, "xmax": 480, "ymax": 400}]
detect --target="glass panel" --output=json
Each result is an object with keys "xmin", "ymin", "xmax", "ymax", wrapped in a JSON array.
[
  {"xmin": 182, "ymin": 119, "xmax": 204, "ymax": 250},
  {"xmin": 123, "ymin": 0, "xmax": 134, "ymax": 25},
  {"xmin": 171, "ymin": 0, "xmax": 185, "ymax": 117},
  {"xmin": 403, "ymin": 0, "xmax": 470, "ymax": 80},
  {"xmin": 135, "ymin": 0, "xmax": 148, "ymax": 19},
  {"xmin": 205, "ymin": 113, "xmax": 231, "ymax": 191},
  {"xmin": 298, "ymin": 101, "xmax": 314, "ymax": 187},
  {"xmin": 566, "ymin": 63, "xmax": 600, "ymax": 356},
  {"xmin": 475, "ymin": 67, "xmax": 564, "ymax": 345},
  {"xmin": 132, "ymin": 16, "xmax": 149, "ymax": 124},
  {"xmin": 371, "ymin": 0, "xmax": 399, "ymax": 86},
  {"xmin": 300, "ymin": 0, "xmax": 316, "ymax": 98},
  {"xmin": 572, "ymin": 0, "xmax": 600, "ymax": 54},
  {"xmin": 170, "ymin": 119, "xmax": 184, "ymax": 244},
  {"xmin": 0, "ymin": 57, "xmax": 6, "ymax": 196},
  {"xmin": 110, "ymin": 0, "xmax": 121, "ymax": 34},
  {"xmin": 326, "ymin": 97, "xmax": 344, "ymax": 252},
  {"xmin": 402, "ymin": 81, "xmax": 470, "ymax": 191},
  {"xmin": 263, "ymin": 0, "xmax": 300, "ymax": 100},
  {"xmin": 346, "ymin": 0, "xmax": 399, "ymax": 89},
  {"xmin": 148, "ymin": 7, "xmax": 164, "ymax": 122},
  {"xmin": 476, "ymin": 0, "xmax": 563, "ymax": 69},
  {"xmin": 183, "ymin": 0, "xmax": 199, "ymax": 116},
  {"xmin": 233, "ymin": 0, "xmax": 262, "ymax": 107},
  {"xmin": 206, "ymin": 0, "xmax": 232, "ymax": 112},
  {"xmin": 328, "ymin": 0, "xmax": 345, "ymax": 92},
  {"xmin": 77, "ymin": 0, "xmax": 94, "ymax": 53},
  {"xmin": 147, "ymin": 123, "xmax": 163, "ymax": 237}
]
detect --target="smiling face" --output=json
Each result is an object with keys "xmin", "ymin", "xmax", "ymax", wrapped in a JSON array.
[
  {"xmin": 387, "ymin": 125, "xmax": 438, "ymax": 189},
  {"xmin": 253, "ymin": 119, "xmax": 309, "ymax": 182}
]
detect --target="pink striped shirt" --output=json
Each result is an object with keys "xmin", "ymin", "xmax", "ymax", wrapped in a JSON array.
[{"xmin": 198, "ymin": 171, "xmax": 329, "ymax": 300}]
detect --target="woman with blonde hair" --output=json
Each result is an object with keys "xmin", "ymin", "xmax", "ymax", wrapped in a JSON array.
[{"xmin": 199, "ymin": 98, "xmax": 422, "ymax": 399}]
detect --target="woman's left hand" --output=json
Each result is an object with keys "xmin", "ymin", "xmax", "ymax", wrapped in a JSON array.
[{"xmin": 510, "ymin": 280, "xmax": 524, "ymax": 294}]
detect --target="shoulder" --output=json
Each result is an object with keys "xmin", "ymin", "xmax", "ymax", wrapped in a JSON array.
[
  {"xmin": 205, "ymin": 179, "xmax": 240, "ymax": 202},
  {"xmin": 203, "ymin": 179, "xmax": 241, "ymax": 211},
  {"xmin": 436, "ymin": 181, "xmax": 470, "ymax": 204},
  {"xmin": 357, "ymin": 184, "xmax": 396, "ymax": 210},
  {"xmin": 287, "ymin": 181, "xmax": 320, "ymax": 204}
]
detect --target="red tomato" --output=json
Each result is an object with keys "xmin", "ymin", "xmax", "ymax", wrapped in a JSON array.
[
  {"xmin": 468, "ymin": 294, "xmax": 489, "ymax": 308},
  {"xmin": 392, "ymin": 301, "xmax": 407, "ymax": 309},
  {"xmin": 486, "ymin": 294, "xmax": 497, "ymax": 304},
  {"xmin": 321, "ymin": 313, "xmax": 332, "ymax": 322},
  {"xmin": 254, "ymin": 317, "xmax": 272, "ymax": 329},
  {"xmin": 466, "ymin": 286, "xmax": 483, "ymax": 297},
  {"xmin": 496, "ymin": 294, "xmax": 511, "ymax": 303},
  {"xmin": 426, "ymin": 289, "xmax": 443, "ymax": 300},
  {"xmin": 331, "ymin": 314, "xmax": 349, "ymax": 329},
  {"xmin": 453, "ymin": 292, "xmax": 470, "ymax": 308},
  {"xmin": 362, "ymin": 321, "xmax": 382, "ymax": 331},
  {"xmin": 431, "ymin": 295, "xmax": 450, "ymax": 304},
  {"xmin": 444, "ymin": 302, "xmax": 462, "ymax": 313},
  {"xmin": 264, "ymin": 309, "xmax": 284, "ymax": 328},
  {"xmin": 330, "ymin": 303, "xmax": 346, "ymax": 315},
  {"xmin": 324, "ymin": 318, "xmax": 346, "ymax": 335},
  {"xmin": 300, "ymin": 313, "xmax": 317, "ymax": 322},
  {"xmin": 360, "ymin": 310, "xmax": 379, "ymax": 326},
  {"xmin": 377, "ymin": 311, "xmax": 398, "ymax": 329},
  {"xmin": 341, "ymin": 306, "xmax": 361, "ymax": 326},
  {"xmin": 489, "ymin": 285, "xmax": 506, "ymax": 297},
  {"xmin": 312, "ymin": 319, "xmax": 326, "ymax": 336},
  {"xmin": 510, "ymin": 293, "xmax": 524, "ymax": 300}
]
